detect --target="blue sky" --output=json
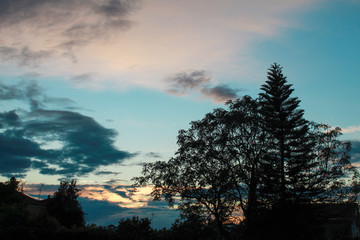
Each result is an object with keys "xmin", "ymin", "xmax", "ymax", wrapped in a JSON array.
[{"xmin": 0, "ymin": 0, "xmax": 360, "ymax": 228}]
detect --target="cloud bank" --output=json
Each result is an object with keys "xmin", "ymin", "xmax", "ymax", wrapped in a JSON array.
[
  {"xmin": 24, "ymin": 183, "xmax": 179, "ymax": 228},
  {"xmin": 0, "ymin": 80, "xmax": 135, "ymax": 178}
]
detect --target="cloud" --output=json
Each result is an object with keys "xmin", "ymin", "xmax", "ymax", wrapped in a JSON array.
[
  {"xmin": 166, "ymin": 70, "xmax": 241, "ymax": 103},
  {"xmin": 166, "ymin": 70, "xmax": 211, "ymax": 95},
  {"xmin": 0, "ymin": 81, "xmax": 135, "ymax": 178},
  {"xmin": 104, "ymin": 179, "xmax": 127, "ymax": 185},
  {"xmin": 0, "ymin": 110, "xmax": 21, "ymax": 128},
  {"xmin": 201, "ymin": 84, "xmax": 241, "ymax": 103},
  {"xmin": 95, "ymin": 171, "xmax": 121, "ymax": 176},
  {"xmin": 24, "ymin": 109, "xmax": 136, "ymax": 176},
  {"xmin": 145, "ymin": 152, "xmax": 162, "ymax": 159},
  {"xmin": 0, "ymin": 0, "xmax": 140, "ymax": 66},
  {"xmin": 0, "ymin": 0, "xmax": 320, "ymax": 95},
  {"xmin": 0, "ymin": 46, "xmax": 52, "ymax": 67},
  {"xmin": 342, "ymin": 125, "xmax": 360, "ymax": 134},
  {"xmin": 350, "ymin": 141, "xmax": 360, "ymax": 163},
  {"xmin": 0, "ymin": 132, "xmax": 52, "ymax": 178},
  {"xmin": 23, "ymin": 183, "xmax": 178, "ymax": 228}
]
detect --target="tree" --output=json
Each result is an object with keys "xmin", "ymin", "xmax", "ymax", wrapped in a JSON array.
[
  {"xmin": 0, "ymin": 177, "xmax": 24, "ymax": 206},
  {"xmin": 116, "ymin": 216, "xmax": 153, "ymax": 240},
  {"xmin": 258, "ymin": 63, "xmax": 315, "ymax": 204},
  {"xmin": 256, "ymin": 63, "xmax": 358, "ymax": 240},
  {"xmin": 47, "ymin": 180, "xmax": 85, "ymax": 228},
  {"xmin": 222, "ymin": 96, "xmax": 271, "ymax": 235},
  {"xmin": 134, "ymin": 107, "xmax": 239, "ymax": 239},
  {"xmin": 134, "ymin": 96, "xmax": 272, "ymax": 239},
  {"xmin": 305, "ymin": 123, "xmax": 356, "ymax": 202},
  {"xmin": 135, "ymin": 63, "xmax": 359, "ymax": 240}
]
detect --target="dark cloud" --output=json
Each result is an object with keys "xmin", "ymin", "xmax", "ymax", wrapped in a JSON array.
[
  {"xmin": 0, "ymin": 80, "xmax": 45, "ymax": 110},
  {"xmin": 0, "ymin": 111, "xmax": 21, "ymax": 128},
  {"xmin": 0, "ymin": 80, "xmax": 27, "ymax": 100},
  {"xmin": 201, "ymin": 84, "xmax": 241, "ymax": 102},
  {"xmin": 0, "ymin": 0, "xmax": 139, "ymax": 29},
  {"xmin": 22, "ymin": 109, "xmax": 135, "ymax": 176},
  {"xmin": 0, "ymin": 46, "xmax": 53, "ymax": 67},
  {"xmin": 97, "ymin": 0, "xmax": 136, "ymax": 17},
  {"xmin": 350, "ymin": 141, "xmax": 360, "ymax": 163},
  {"xmin": 103, "ymin": 179, "xmax": 126, "ymax": 185},
  {"xmin": 72, "ymin": 73, "xmax": 95, "ymax": 83},
  {"xmin": 80, "ymin": 198, "xmax": 178, "ymax": 228},
  {"xmin": 43, "ymin": 96, "xmax": 76, "ymax": 107},
  {"xmin": 166, "ymin": 70, "xmax": 211, "ymax": 95},
  {"xmin": 121, "ymin": 161, "xmax": 148, "ymax": 167},
  {"xmin": 0, "ymin": 80, "xmax": 135, "ymax": 178},
  {"xmin": 0, "ymin": 132, "xmax": 52, "ymax": 177},
  {"xmin": 145, "ymin": 152, "xmax": 162, "ymax": 159},
  {"xmin": 166, "ymin": 70, "xmax": 241, "ymax": 103},
  {"xmin": 24, "ymin": 183, "xmax": 179, "ymax": 228},
  {"xmin": 95, "ymin": 171, "xmax": 121, "ymax": 176},
  {"xmin": 0, "ymin": 80, "xmax": 76, "ymax": 110}
]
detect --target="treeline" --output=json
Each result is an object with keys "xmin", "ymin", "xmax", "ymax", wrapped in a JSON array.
[
  {"xmin": 0, "ymin": 177, "xmax": 239, "ymax": 240},
  {"xmin": 134, "ymin": 64, "xmax": 360, "ymax": 240}
]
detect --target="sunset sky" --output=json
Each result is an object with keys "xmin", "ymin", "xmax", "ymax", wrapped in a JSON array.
[{"xmin": 0, "ymin": 0, "xmax": 359, "ymax": 228}]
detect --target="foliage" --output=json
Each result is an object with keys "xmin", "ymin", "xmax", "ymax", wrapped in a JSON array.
[
  {"xmin": 135, "ymin": 63, "xmax": 359, "ymax": 240},
  {"xmin": 0, "ymin": 177, "xmax": 24, "ymax": 205},
  {"xmin": 134, "ymin": 107, "xmax": 241, "ymax": 238},
  {"xmin": 116, "ymin": 216, "xmax": 153, "ymax": 240},
  {"xmin": 47, "ymin": 179, "xmax": 85, "ymax": 228},
  {"xmin": 258, "ymin": 63, "xmax": 315, "ymax": 204}
]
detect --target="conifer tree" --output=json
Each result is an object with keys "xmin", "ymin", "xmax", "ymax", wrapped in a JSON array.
[{"xmin": 258, "ymin": 63, "xmax": 314, "ymax": 204}]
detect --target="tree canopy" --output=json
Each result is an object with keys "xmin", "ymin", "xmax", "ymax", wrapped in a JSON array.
[
  {"xmin": 135, "ymin": 63, "xmax": 359, "ymax": 240},
  {"xmin": 47, "ymin": 179, "xmax": 85, "ymax": 228}
]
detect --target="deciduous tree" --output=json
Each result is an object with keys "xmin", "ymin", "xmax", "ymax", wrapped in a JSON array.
[{"xmin": 47, "ymin": 179, "xmax": 85, "ymax": 228}]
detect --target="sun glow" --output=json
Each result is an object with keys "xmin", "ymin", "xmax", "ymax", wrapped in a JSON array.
[{"xmin": 81, "ymin": 185, "xmax": 153, "ymax": 208}]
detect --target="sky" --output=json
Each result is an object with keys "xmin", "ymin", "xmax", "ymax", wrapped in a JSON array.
[{"xmin": 0, "ymin": 0, "xmax": 360, "ymax": 228}]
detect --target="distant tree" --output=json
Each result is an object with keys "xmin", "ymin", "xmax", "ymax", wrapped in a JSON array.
[
  {"xmin": 305, "ymin": 123, "xmax": 357, "ymax": 202},
  {"xmin": 0, "ymin": 177, "xmax": 23, "ymax": 205},
  {"xmin": 47, "ymin": 179, "xmax": 85, "ymax": 228},
  {"xmin": 116, "ymin": 216, "xmax": 153, "ymax": 240}
]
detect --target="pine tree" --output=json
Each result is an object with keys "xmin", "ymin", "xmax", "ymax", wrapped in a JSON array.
[{"xmin": 258, "ymin": 63, "xmax": 314, "ymax": 204}]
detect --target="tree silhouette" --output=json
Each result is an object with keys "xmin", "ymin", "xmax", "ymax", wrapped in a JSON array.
[
  {"xmin": 134, "ymin": 107, "xmax": 238, "ymax": 239},
  {"xmin": 135, "ymin": 96, "xmax": 273, "ymax": 239},
  {"xmin": 222, "ymin": 96, "xmax": 272, "ymax": 236},
  {"xmin": 47, "ymin": 179, "xmax": 85, "ymax": 228},
  {"xmin": 135, "ymin": 63, "xmax": 359, "ymax": 240},
  {"xmin": 116, "ymin": 216, "xmax": 153, "ymax": 240},
  {"xmin": 258, "ymin": 63, "xmax": 314, "ymax": 205}
]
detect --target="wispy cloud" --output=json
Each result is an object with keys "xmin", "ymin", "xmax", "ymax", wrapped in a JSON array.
[
  {"xmin": 342, "ymin": 125, "xmax": 360, "ymax": 134},
  {"xmin": 145, "ymin": 152, "xmax": 162, "ymax": 159},
  {"xmin": 0, "ymin": 0, "xmax": 140, "ymax": 67},
  {"xmin": 0, "ymin": 0, "xmax": 321, "ymax": 96}
]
